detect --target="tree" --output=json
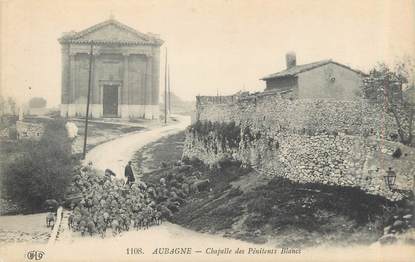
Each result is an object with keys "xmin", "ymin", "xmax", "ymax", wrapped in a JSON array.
[
  {"xmin": 363, "ymin": 60, "xmax": 415, "ymax": 145},
  {"xmin": 0, "ymin": 96, "xmax": 4, "ymax": 116},
  {"xmin": 28, "ymin": 97, "xmax": 47, "ymax": 108},
  {"xmin": 6, "ymin": 97, "xmax": 16, "ymax": 115},
  {"xmin": 390, "ymin": 95, "xmax": 414, "ymax": 146},
  {"xmin": 1, "ymin": 118, "xmax": 76, "ymax": 212}
]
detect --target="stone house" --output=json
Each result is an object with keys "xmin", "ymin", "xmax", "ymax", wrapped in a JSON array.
[
  {"xmin": 261, "ymin": 52, "xmax": 367, "ymax": 100},
  {"xmin": 58, "ymin": 18, "xmax": 163, "ymax": 119}
]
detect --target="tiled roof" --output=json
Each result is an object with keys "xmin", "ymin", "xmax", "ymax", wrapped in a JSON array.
[
  {"xmin": 261, "ymin": 60, "xmax": 367, "ymax": 80},
  {"xmin": 58, "ymin": 18, "xmax": 163, "ymax": 46}
]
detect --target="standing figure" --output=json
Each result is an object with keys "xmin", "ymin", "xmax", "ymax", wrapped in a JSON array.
[
  {"xmin": 46, "ymin": 212, "xmax": 55, "ymax": 228},
  {"xmin": 68, "ymin": 213, "xmax": 74, "ymax": 229},
  {"xmin": 124, "ymin": 161, "xmax": 136, "ymax": 186}
]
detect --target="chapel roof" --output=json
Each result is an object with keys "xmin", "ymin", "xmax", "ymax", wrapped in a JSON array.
[{"xmin": 58, "ymin": 18, "xmax": 163, "ymax": 46}]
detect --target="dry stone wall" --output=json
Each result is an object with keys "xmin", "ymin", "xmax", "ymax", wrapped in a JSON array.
[
  {"xmin": 197, "ymin": 93, "xmax": 397, "ymax": 138},
  {"xmin": 185, "ymin": 92, "xmax": 414, "ymax": 201}
]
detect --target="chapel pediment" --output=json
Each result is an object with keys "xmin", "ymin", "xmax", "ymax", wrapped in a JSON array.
[{"xmin": 59, "ymin": 19, "xmax": 163, "ymax": 46}]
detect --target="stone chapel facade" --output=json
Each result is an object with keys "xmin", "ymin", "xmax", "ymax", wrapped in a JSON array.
[{"xmin": 59, "ymin": 19, "xmax": 163, "ymax": 119}]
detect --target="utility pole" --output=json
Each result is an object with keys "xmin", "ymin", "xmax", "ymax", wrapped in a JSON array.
[
  {"xmin": 82, "ymin": 43, "xmax": 94, "ymax": 160},
  {"xmin": 164, "ymin": 48, "xmax": 167, "ymax": 124}
]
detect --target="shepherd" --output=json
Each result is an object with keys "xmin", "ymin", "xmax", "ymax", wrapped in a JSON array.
[{"xmin": 124, "ymin": 161, "xmax": 136, "ymax": 186}]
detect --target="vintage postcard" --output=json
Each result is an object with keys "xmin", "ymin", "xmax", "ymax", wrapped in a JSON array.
[{"xmin": 0, "ymin": 0, "xmax": 414, "ymax": 261}]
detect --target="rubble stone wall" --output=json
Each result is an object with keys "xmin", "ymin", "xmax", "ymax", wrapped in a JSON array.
[
  {"xmin": 196, "ymin": 93, "xmax": 397, "ymax": 137},
  {"xmin": 16, "ymin": 121, "xmax": 44, "ymax": 140},
  {"xmin": 184, "ymin": 92, "xmax": 415, "ymax": 201}
]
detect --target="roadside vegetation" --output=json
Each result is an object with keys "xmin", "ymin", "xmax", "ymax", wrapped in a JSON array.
[
  {"xmin": 169, "ymin": 159, "xmax": 413, "ymax": 247},
  {"xmin": 132, "ymin": 131, "xmax": 185, "ymax": 174},
  {"xmin": 363, "ymin": 59, "xmax": 415, "ymax": 146},
  {"xmin": 189, "ymin": 120, "xmax": 241, "ymax": 149},
  {"xmin": 1, "ymin": 118, "xmax": 77, "ymax": 213}
]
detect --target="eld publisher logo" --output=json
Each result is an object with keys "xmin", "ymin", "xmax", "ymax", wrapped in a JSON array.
[{"xmin": 26, "ymin": 250, "xmax": 45, "ymax": 260}]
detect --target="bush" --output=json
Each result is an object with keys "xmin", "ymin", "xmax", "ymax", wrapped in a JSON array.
[
  {"xmin": 2, "ymin": 118, "xmax": 76, "ymax": 212},
  {"xmin": 188, "ymin": 120, "xmax": 241, "ymax": 149},
  {"xmin": 8, "ymin": 127, "xmax": 17, "ymax": 139},
  {"xmin": 28, "ymin": 97, "xmax": 47, "ymax": 108}
]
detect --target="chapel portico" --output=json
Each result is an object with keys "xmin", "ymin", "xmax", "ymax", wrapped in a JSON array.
[{"xmin": 59, "ymin": 18, "xmax": 163, "ymax": 119}]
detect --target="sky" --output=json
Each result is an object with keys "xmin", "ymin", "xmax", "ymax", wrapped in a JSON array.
[{"xmin": 1, "ymin": 0, "xmax": 414, "ymax": 106}]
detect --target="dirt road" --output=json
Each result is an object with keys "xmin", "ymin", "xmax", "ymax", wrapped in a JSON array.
[{"xmin": 84, "ymin": 115, "xmax": 190, "ymax": 179}]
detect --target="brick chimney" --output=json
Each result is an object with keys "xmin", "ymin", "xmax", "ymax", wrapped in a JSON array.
[{"xmin": 286, "ymin": 52, "xmax": 296, "ymax": 69}]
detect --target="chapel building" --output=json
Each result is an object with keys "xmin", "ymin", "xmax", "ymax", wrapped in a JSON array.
[{"xmin": 59, "ymin": 18, "xmax": 163, "ymax": 119}]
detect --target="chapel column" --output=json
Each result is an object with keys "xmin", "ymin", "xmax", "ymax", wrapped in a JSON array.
[
  {"xmin": 151, "ymin": 47, "xmax": 160, "ymax": 106},
  {"xmin": 69, "ymin": 52, "xmax": 76, "ymax": 115},
  {"xmin": 91, "ymin": 51, "xmax": 100, "ymax": 105},
  {"xmin": 89, "ymin": 50, "xmax": 97, "ymax": 117},
  {"xmin": 122, "ymin": 52, "xmax": 130, "ymax": 118},
  {"xmin": 61, "ymin": 45, "xmax": 70, "ymax": 105},
  {"xmin": 145, "ymin": 54, "xmax": 153, "ymax": 116}
]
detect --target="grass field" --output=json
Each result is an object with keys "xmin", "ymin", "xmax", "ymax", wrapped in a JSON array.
[{"xmin": 131, "ymin": 131, "xmax": 185, "ymax": 174}]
